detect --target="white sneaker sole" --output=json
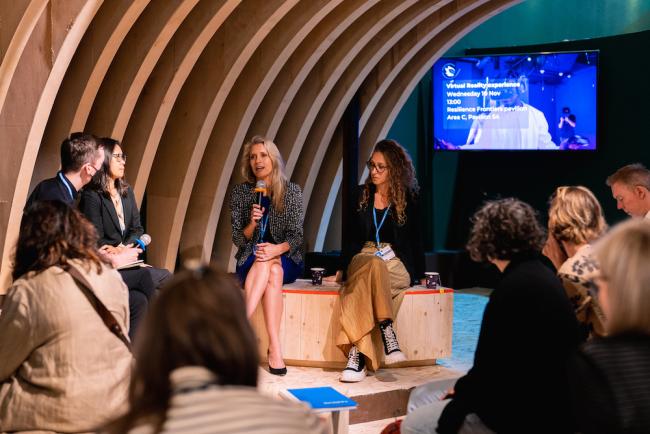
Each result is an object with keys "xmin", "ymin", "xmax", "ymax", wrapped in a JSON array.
[
  {"xmin": 340, "ymin": 367, "xmax": 367, "ymax": 382},
  {"xmin": 384, "ymin": 350, "xmax": 407, "ymax": 365}
]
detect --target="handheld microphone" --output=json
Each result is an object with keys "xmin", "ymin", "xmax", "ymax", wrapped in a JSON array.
[
  {"xmin": 134, "ymin": 234, "xmax": 151, "ymax": 250},
  {"xmin": 254, "ymin": 180, "xmax": 267, "ymax": 207}
]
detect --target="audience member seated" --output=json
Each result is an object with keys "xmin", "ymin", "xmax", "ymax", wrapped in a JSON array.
[
  {"xmin": 606, "ymin": 163, "xmax": 650, "ymax": 219},
  {"xmin": 80, "ymin": 137, "xmax": 172, "ymax": 289},
  {"xmin": 543, "ymin": 186, "xmax": 608, "ymax": 339},
  {"xmin": 0, "ymin": 201, "xmax": 132, "ymax": 432},
  {"xmin": 569, "ymin": 219, "xmax": 650, "ymax": 434},
  {"xmin": 104, "ymin": 265, "xmax": 327, "ymax": 434},
  {"xmin": 325, "ymin": 139, "xmax": 424, "ymax": 383},
  {"xmin": 229, "ymin": 136, "xmax": 304, "ymax": 376},
  {"xmin": 402, "ymin": 198, "xmax": 580, "ymax": 434}
]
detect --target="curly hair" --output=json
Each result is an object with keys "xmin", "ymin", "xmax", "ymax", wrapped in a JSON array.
[
  {"xmin": 13, "ymin": 201, "xmax": 107, "ymax": 280},
  {"xmin": 467, "ymin": 198, "xmax": 546, "ymax": 262},
  {"xmin": 548, "ymin": 186, "xmax": 607, "ymax": 245},
  {"xmin": 359, "ymin": 139, "xmax": 419, "ymax": 225}
]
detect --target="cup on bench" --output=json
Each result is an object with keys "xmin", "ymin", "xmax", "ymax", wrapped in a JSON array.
[
  {"xmin": 425, "ymin": 272, "xmax": 441, "ymax": 290},
  {"xmin": 310, "ymin": 267, "xmax": 325, "ymax": 286}
]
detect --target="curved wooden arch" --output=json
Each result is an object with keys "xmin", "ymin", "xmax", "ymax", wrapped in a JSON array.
[
  {"xmin": 309, "ymin": 0, "xmax": 522, "ymax": 250},
  {"xmin": 0, "ymin": 0, "xmax": 102, "ymax": 290},
  {"xmin": 0, "ymin": 1, "xmax": 528, "ymax": 292}
]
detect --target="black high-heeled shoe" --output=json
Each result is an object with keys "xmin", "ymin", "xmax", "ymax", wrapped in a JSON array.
[{"xmin": 267, "ymin": 350, "xmax": 287, "ymax": 376}]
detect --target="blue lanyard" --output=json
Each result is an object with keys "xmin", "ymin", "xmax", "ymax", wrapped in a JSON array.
[
  {"xmin": 259, "ymin": 213, "xmax": 270, "ymax": 242},
  {"xmin": 58, "ymin": 172, "xmax": 74, "ymax": 201},
  {"xmin": 373, "ymin": 204, "xmax": 390, "ymax": 248}
]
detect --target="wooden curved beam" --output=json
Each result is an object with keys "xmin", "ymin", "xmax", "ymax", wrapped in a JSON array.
[
  {"xmin": 0, "ymin": 0, "xmax": 103, "ymax": 292},
  {"xmin": 145, "ymin": 0, "xmax": 299, "ymax": 270},
  {"xmin": 84, "ymin": 0, "xmax": 198, "ymax": 139},
  {"xmin": 33, "ymin": 0, "xmax": 150, "ymax": 190},
  {"xmin": 180, "ymin": 0, "xmax": 344, "ymax": 266},
  {"xmin": 121, "ymin": 0, "xmax": 240, "ymax": 204},
  {"xmin": 309, "ymin": 0, "xmax": 522, "ymax": 250}
]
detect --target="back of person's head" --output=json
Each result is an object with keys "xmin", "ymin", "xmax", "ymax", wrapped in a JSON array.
[
  {"xmin": 467, "ymin": 197, "xmax": 546, "ymax": 262},
  {"xmin": 13, "ymin": 201, "xmax": 105, "ymax": 280},
  {"xmin": 60, "ymin": 132, "xmax": 100, "ymax": 173},
  {"xmin": 593, "ymin": 219, "xmax": 650, "ymax": 335},
  {"xmin": 88, "ymin": 137, "xmax": 129, "ymax": 196},
  {"xmin": 108, "ymin": 265, "xmax": 259, "ymax": 432},
  {"xmin": 606, "ymin": 163, "xmax": 650, "ymax": 190},
  {"xmin": 548, "ymin": 186, "xmax": 607, "ymax": 245}
]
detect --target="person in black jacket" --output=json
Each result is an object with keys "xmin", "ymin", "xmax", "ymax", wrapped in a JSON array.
[
  {"xmin": 326, "ymin": 139, "xmax": 424, "ymax": 383},
  {"xmin": 402, "ymin": 198, "xmax": 580, "ymax": 434},
  {"xmin": 569, "ymin": 219, "xmax": 650, "ymax": 434}
]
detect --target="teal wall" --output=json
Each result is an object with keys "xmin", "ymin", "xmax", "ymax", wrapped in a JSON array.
[{"xmin": 386, "ymin": 0, "xmax": 650, "ymax": 250}]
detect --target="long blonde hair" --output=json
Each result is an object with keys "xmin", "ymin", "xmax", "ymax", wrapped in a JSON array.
[
  {"xmin": 594, "ymin": 219, "xmax": 650, "ymax": 335},
  {"xmin": 548, "ymin": 186, "xmax": 607, "ymax": 245},
  {"xmin": 240, "ymin": 136, "xmax": 288, "ymax": 212}
]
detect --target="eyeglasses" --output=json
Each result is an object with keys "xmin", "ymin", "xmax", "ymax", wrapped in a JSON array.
[
  {"xmin": 86, "ymin": 162, "xmax": 101, "ymax": 175},
  {"xmin": 366, "ymin": 161, "xmax": 389, "ymax": 173},
  {"xmin": 112, "ymin": 153, "xmax": 127, "ymax": 162}
]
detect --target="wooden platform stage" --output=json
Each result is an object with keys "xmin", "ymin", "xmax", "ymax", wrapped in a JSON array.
[{"xmin": 258, "ymin": 364, "xmax": 463, "ymax": 433}]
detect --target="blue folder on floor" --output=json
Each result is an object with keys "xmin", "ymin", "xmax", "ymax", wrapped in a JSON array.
[{"xmin": 282, "ymin": 386, "xmax": 357, "ymax": 413}]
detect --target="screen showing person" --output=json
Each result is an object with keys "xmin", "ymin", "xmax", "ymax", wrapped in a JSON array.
[{"xmin": 433, "ymin": 51, "xmax": 598, "ymax": 151}]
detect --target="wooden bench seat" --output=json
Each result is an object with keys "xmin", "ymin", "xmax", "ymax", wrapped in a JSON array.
[{"xmin": 251, "ymin": 279, "xmax": 453, "ymax": 368}]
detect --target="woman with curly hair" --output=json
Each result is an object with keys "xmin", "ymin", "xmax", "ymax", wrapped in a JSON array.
[
  {"xmin": 327, "ymin": 139, "xmax": 424, "ymax": 383},
  {"xmin": 544, "ymin": 186, "xmax": 607, "ymax": 338},
  {"xmin": 402, "ymin": 198, "xmax": 579, "ymax": 434},
  {"xmin": 0, "ymin": 201, "xmax": 132, "ymax": 432}
]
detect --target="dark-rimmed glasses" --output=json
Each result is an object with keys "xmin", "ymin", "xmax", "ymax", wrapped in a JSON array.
[{"xmin": 366, "ymin": 160, "xmax": 388, "ymax": 173}]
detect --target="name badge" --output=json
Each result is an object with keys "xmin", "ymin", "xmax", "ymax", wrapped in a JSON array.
[{"xmin": 375, "ymin": 245, "xmax": 396, "ymax": 261}]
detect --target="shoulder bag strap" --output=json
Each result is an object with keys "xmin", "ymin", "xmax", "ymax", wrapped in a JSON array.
[{"xmin": 67, "ymin": 265, "xmax": 132, "ymax": 352}]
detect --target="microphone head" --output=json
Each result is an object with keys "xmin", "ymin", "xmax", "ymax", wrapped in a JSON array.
[
  {"xmin": 254, "ymin": 180, "xmax": 267, "ymax": 194},
  {"xmin": 140, "ymin": 234, "xmax": 152, "ymax": 246}
]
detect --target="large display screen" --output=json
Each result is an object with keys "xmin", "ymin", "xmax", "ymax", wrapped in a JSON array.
[{"xmin": 433, "ymin": 51, "xmax": 598, "ymax": 151}]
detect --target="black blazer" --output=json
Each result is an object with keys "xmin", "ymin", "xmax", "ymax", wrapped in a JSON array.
[
  {"xmin": 342, "ymin": 184, "xmax": 425, "ymax": 285},
  {"xmin": 79, "ymin": 187, "xmax": 144, "ymax": 248}
]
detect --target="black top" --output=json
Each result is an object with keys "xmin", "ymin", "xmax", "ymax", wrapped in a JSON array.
[
  {"xmin": 342, "ymin": 184, "xmax": 424, "ymax": 285},
  {"xmin": 569, "ymin": 333, "xmax": 650, "ymax": 434},
  {"xmin": 25, "ymin": 172, "xmax": 78, "ymax": 209},
  {"xmin": 438, "ymin": 255, "xmax": 580, "ymax": 434},
  {"xmin": 79, "ymin": 187, "xmax": 144, "ymax": 248}
]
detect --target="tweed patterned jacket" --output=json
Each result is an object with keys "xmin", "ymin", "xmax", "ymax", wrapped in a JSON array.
[{"xmin": 230, "ymin": 181, "xmax": 304, "ymax": 266}]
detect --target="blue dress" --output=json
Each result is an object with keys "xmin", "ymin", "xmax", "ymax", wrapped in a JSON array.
[{"xmin": 235, "ymin": 195, "xmax": 303, "ymax": 284}]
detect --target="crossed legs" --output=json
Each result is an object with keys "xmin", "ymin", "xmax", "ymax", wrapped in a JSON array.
[{"xmin": 244, "ymin": 257, "xmax": 285, "ymax": 368}]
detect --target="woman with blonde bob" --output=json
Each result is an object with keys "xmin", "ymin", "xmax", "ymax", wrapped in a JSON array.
[
  {"xmin": 570, "ymin": 219, "xmax": 650, "ymax": 434},
  {"xmin": 544, "ymin": 185, "xmax": 608, "ymax": 338},
  {"xmin": 229, "ymin": 136, "xmax": 304, "ymax": 376}
]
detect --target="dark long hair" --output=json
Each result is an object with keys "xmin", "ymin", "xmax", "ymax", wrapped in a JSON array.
[
  {"xmin": 359, "ymin": 139, "xmax": 419, "ymax": 225},
  {"xmin": 87, "ymin": 137, "xmax": 130, "ymax": 197},
  {"xmin": 105, "ymin": 266, "xmax": 259, "ymax": 433},
  {"xmin": 13, "ymin": 201, "xmax": 106, "ymax": 280}
]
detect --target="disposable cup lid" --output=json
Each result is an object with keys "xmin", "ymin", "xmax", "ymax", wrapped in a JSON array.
[
  {"xmin": 311, "ymin": 267, "xmax": 325, "ymax": 271},
  {"xmin": 425, "ymin": 272, "xmax": 439, "ymax": 275}
]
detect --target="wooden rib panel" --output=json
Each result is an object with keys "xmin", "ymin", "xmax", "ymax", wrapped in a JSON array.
[
  {"xmin": 84, "ymin": 0, "xmax": 198, "ymax": 139},
  {"xmin": 33, "ymin": 0, "xmax": 150, "ymax": 191},
  {"xmin": 121, "ymin": 0, "xmax": 240, "ymax": 204},
  {"xmin": 145, "ymin": 1, "xmax": 298, "ymax": 270},
  {"xmin": 0, "ymin": 0, "xmax": 102, "ymax": 292},
  {"xmin": 180, "ymin": 0, "xmax": 343, "ymax": 265},
  {"xmin": 309, "ymin": 0, "xmax": 521, "ymax": 249}
]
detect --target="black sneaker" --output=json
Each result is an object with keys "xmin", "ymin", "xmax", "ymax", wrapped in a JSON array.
[
  {"xmin": 379, "ymin": 320, "xmax": 406, "ymax": 365},
  {"xmin": 340, "ymin": 345, "xmax": 367, "ymax": 382}
]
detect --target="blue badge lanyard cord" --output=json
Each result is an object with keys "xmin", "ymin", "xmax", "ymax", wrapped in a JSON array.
[
  {"xmin": 254, "ymin": 208, "xmax": 270, "ymax": 253},
  {"xmin": 373, "ymin": 204, "xmax": 391, "ymax": 250},
  {"xmin": 58, "ymin": 172, "xmax": 74, "ymax": 201}
]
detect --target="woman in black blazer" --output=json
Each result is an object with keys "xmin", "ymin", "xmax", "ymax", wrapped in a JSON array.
[
  {"xmin": 327, "ymin": 139, "xmax": 424, "ymax": 383},
  {"xmin": 79, "ymin": 139, "xmax": 171, "ymax": 299}
]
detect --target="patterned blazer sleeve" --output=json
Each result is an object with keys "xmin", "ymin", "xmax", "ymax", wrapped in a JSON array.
[
  {"xmin": 283, "ymin": 182, "xmax": 304, "ymax": 262},
  {"xmin": 230, "ymin": 184, "xmax": 254, "ymax": 250}
]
